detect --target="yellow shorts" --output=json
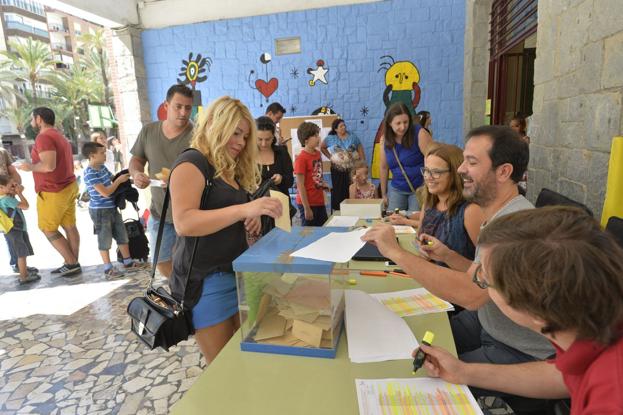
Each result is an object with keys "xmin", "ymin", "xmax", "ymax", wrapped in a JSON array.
[{"xmin": 37, "ymin": 181, "xmax": 79, "ymax": 232}]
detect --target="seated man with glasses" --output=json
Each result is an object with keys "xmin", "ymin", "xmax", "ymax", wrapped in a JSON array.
[
  {"xmin": 363, "ymin": 126, "xmax": 554, "ymax": 407},
  {"xmin": 389, "ymin": 143, "xmax": 484, "ymax": 269},
  {"xmin": 419, "ymin": 206, "xmax": 623, "ymax": 414}
]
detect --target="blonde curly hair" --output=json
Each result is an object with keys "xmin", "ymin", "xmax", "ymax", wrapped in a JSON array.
[{"xmin": 190, "ymin": 96, "xmax": 260, "ymax": 192}]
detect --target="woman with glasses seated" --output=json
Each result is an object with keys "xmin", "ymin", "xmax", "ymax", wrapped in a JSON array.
[{"xmin": 389, "ymin": 143, "xmax": 484, "ymax": 270}]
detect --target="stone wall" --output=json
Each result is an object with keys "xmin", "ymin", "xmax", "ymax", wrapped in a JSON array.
[
  {"xmin": 463, "ymin": 0, "xmax": 492, "ymax": 134},
  {"xmin": 528, "ymin": 0, "xmax": 623, "ymax": 216},
  {"xmin": 141, "ymin": 0, "xmax": 466, "ymax": 158},
  {"xmin": 109, "ymin": 26, "xmax": 152, "ymax": 157}
]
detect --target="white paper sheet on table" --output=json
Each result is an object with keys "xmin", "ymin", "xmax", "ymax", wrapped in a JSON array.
[
  {"xmin": 290, "ymin": 228, "xmax": 367, "ymax": 263},
  {"xmin": 370, "ymin": 288, "xmax": 454, "ymax": 317},
  {"xmin": 345, "ymin": 290, "xmax": 418, "ymax": 363},
  {"xmin": 325, "ymin": 216, "xmax": 359, "ymax": 227},
  {"xmin": 355, "ymin": 378, "xmax": 483, "ymax": 415},
  {"xmin": 392, "ymin": 225, "xmax": 416, "ymax": 234}
]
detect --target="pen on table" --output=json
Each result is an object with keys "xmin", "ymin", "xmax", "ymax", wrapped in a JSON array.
[
  {"xmin": 359, "ymin": 271, "xmax": 387, "ymax": 278},
  {"xmin": 388, "ymin": 269, "xmax": 409, "ymax": 278},
  {"xmin": 412, "ymin": 331, "xmax": 435, "ymax": 375}
]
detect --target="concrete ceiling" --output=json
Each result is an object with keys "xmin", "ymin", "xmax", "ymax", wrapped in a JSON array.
[{"xmin": 46, "ymin": 0, "xmax": 383, "ymax": 29}]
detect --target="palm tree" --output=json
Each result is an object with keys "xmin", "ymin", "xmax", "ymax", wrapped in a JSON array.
[
  {"xmin": 51, "ymin": 64, "xmax": 98, "ymax": 141},
  {"xmin": 0, "ymin": 61, "xmax": 24, "ymax": 104},
  {"xmin": 0, "ymin": 38, "xmax": 56, "ymax": 104},
  {"xmin": 80, "ymin": 29, "xmax": 112, "ymax": 108}
]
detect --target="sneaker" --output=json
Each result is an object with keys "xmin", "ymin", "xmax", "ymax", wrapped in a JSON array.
[
  {"xmin": 12, "ymin": 265, "xmax": 39, "ymax": 274},
  {"xmin": 19, "ymin": 273, "xmax": 41, "ymax": 285},
  {"xmin": 58, "ymin": 263, "xmax": 82, "ymax": 277},
  {"xmin": 104, "ymin": 267, "xmax": 125, "ymax": 279},
  {"xmin": 123, "ymin": 261, "xmax": 151, "ymax": 272}
]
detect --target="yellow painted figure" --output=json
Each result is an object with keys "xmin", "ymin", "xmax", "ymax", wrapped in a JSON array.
[{"xmin": 372, "ymin": 56, "xmax": 422, "ymax": 178}]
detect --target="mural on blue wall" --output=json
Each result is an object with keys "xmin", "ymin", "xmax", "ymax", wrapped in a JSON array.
[
  {"xmin": 371, "ymin": 55, "xmax": 422, "ymax": 178},
  {"xmin": 307, "ymin": 59, "xmax": 329, "ymax": 86},
  {"xmin": 360, "ymin": 106, "xmax": 369, "ymax": 124},
  {"xmin": 248, "ymin": 53, "xmax": 279, "ymax": 107},
  {"xmin": 157, "ymin": 52, "xmax": 212, "ymax": 121},
  {"xmin": 289, "ymin": 67, "xmax": 299, "ymax": 79},
  {"xmin": 311, "ymin": 106, "xmax": 336, "ymax": 115}
]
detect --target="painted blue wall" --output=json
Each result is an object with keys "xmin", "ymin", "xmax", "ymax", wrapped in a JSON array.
[{"xmin": 142, "ymin": 0, "xmax": 465, "ymax": 158}]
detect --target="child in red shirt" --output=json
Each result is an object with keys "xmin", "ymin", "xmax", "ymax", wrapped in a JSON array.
[{"xmin": 294, "ymin": 122, "xmax": 329, "ymax": 226}]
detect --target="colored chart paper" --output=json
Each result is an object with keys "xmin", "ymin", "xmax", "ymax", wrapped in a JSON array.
[
  {"xmin": 370, "ymin": 288, "xmax": 454, "ymax": 317},
  {"xmin": 355, "ymin": 378, "xmax": 483, "ymax": 415}
]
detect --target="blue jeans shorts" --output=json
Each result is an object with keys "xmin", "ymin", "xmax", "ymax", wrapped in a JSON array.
[
  {"xmin": 148, "ymin": 217, "xmax": 177, "ymax": 263},
  {"xmin": 192, "ymin": 272, "xmax": 239, "ymax": 330},
  {"xmin": 89, "ymin": 208, "xmax": 128, "ymax": 251}
]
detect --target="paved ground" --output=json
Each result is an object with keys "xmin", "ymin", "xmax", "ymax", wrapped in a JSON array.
[{"xmin": 0, "ymin": 174, "xmax": 206, "ymax": 414}]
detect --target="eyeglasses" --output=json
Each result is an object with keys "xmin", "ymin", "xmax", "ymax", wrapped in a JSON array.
[
  {"xmin": 472, "ymin": 263, "xmax": 494, "ymax": 289},
  {"xmin": 420, "ymin": 167, "xmax": 450, "ymax": 179}
]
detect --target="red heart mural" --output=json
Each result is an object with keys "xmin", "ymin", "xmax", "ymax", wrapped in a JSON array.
[{"xmin": 255, "ymin": 78, "xmax": 278, "ymax": 99}]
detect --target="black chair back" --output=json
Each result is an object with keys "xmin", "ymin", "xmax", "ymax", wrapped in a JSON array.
[
  {"xmin": 605, "ymin": 216, "xmax": 623, "ymax": 249},
  {"xmin": 535, "ymin": 188, "xmax": 593, "ymax": 217}
]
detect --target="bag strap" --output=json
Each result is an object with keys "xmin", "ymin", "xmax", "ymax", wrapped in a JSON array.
[
  {"xmin": 391, "ymin": 146, "xmax": 417, "ymax": 194},
  {"xmin": 149, "ymin": 149, "xmax": 213, "ymax": 310}
]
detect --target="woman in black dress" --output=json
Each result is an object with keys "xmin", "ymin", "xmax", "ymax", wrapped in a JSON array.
[{"xmin": 255, "ymin": 116, "xmax": 294, "ymax": 198}]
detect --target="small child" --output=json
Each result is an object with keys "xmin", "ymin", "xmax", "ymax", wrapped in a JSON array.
[
  {"xmin": 82, "ymin": 142, "xmax": 149, "ymax": 278},
  {"xmin": 0, "ymin": 175, "xmax": 40, "ymax": 285},
  {"xmin": 348, "ymin": 160, "xmax": 377, "ymax": 200},
  {"xmin": 294, "ymin": 122, "xmax": 330, "ymax": 226}
]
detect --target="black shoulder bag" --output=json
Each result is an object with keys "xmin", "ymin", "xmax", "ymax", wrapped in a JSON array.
[{"xmin": 127, "ymin": 150, "xmax": 212, "ymax": 351}]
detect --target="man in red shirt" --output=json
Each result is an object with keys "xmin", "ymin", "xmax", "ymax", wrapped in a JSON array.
[
  {"xmin": 19, "ymin": 107, "xmax": 81, "ymax": 276},
  {"xmin": 413, "ymin": 207, "xmax": 623, "ymax": 414}
]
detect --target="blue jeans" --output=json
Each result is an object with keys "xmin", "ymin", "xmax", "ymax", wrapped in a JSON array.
[
  {"xmin": 148, "ymin": 217, "xmax": 177, "ymax": 263},
  {"xmin": 89, "ymin": 208, "xmax": 129, "ymax": 251},
  {"xmin": 297, "ymin": 205, "xmax": 328, "ymax": 226},
  {"xmin": 387, "ymin": 184, "xmax": 419, "ymax": 213},
  {"xmin": 5, "ymin": 233, "xmax": 16, "ymax": 266}
]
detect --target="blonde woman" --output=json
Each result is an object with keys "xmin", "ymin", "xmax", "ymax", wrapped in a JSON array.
[{"xmin": 169, "ymin": 96, "xmax": 282, "ymax": 362}]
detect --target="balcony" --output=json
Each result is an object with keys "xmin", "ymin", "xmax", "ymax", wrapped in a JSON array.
[
  {"xmin": 48, "ymin": 24, "xmax": 69, "ymax": 34},
  {"xmin": 4, "ymin": 20, "xmax": 49, "ymax": 39},
  {"xmin": 51, "ymin": 43, "xmax": 72, "ymax": 53}
]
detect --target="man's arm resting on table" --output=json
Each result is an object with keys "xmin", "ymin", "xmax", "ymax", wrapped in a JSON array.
[
  {"xmin": 390, "ymin": 247, "xmax": 489, "ymax": 310},
  {"xmin": 462, "ymin": 361, "xmax": 568, "ymax": 399},
  {"xmin": 439, "ymin": 249, "xmax": 473, "ymax": 272}
]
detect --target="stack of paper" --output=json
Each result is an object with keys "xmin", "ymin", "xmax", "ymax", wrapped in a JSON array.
[
  {"xmin": 370, "ymin": 288, "xmax": 454, "ymax": 317},
  {"xmin": 290, "ymin": 228, "xmax": 367, "ymax": 263},
  {"xmin": 325, "ymin": 216, "xmax": 360, "ymax": 227},
  {"xmin": 355, "ymin": 378, "xmax": 483, "ymax": 415},
  {"xmin": 345, "ymin": 290, "xmax": 418, "ymax": 363},
  {"xmin": 250, "ymin": 275, "xmax": 343, "ymax": 349}
]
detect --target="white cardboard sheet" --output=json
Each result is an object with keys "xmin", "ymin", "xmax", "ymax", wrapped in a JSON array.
[{"xmin": 345, "ymin": 290, "xmax": 418, "ymax": 363}]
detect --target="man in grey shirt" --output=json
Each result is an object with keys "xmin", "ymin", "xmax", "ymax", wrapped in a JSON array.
[
  {"xmin": 363, "ymin": 126, "xmax": 553, "ymax": 395},
  {"xmin": 130, "ymin": 84, "xmax": 194, "ymax": 278}
]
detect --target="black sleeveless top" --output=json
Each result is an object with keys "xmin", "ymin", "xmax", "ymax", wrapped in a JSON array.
[{"xmin": 169, "ymin": 149, "xmax": 249, "ymax": 308}]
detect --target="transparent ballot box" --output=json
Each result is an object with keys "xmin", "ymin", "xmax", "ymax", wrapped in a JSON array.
[{"xmin": 233, "ymin": 227, "xmax": 347, "ymax": 358}]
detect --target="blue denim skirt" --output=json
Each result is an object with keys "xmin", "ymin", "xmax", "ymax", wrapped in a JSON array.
[{"xmin": 192, "ymin": 271, "xmax": 239, "ymax": 330}]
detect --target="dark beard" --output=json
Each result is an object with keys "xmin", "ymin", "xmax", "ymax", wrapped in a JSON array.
[{"xmin": 464, "ymin": 175, "xmax": 497, "ymax": 207}]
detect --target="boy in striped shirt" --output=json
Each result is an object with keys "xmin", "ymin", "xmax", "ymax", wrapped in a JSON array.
[{"xmin": 82, "ymin": 142, "xmax": 148, "ymax": 277}]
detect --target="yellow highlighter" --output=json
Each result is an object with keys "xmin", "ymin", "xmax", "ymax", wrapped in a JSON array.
[{"xmin": 412, "ymin": 331, "xmax": 435, "ymax": 375}]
